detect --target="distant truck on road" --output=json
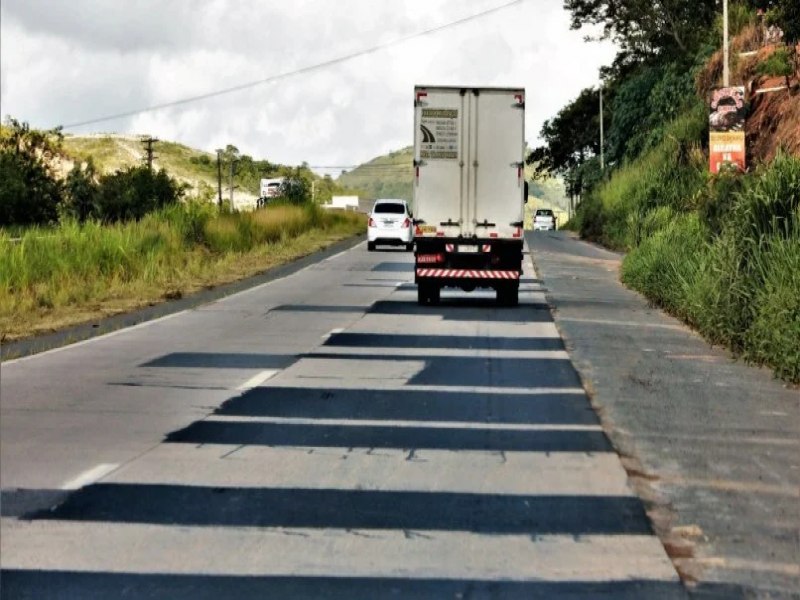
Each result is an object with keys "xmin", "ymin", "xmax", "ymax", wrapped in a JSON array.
[{"xmin": 412, "ymin": 86, "xmax": 526, "ymax": 306}]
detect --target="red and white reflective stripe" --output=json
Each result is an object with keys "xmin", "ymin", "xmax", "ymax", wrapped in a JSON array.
[
  {"xmin": 416, "ymin": 269, "xmax": 520, "ymax": 279},
  {"xmin": 445, "ymin": 244, "xmax": 455, "ymax": 252},
  {"xmin": 482, "ymin": 244, "xmax": 491, "ymax": 253}
]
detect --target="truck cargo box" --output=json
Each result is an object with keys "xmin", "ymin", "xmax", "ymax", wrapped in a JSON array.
[{"xmin": 412, "ymin": 86, "xmax": 526, "ymax": 306}]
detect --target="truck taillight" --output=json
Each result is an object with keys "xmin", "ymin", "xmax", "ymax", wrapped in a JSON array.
[
  {"xmin": 368, "ymin": 217, "xmax": 375, "ymax": 227},
  {"xmin": 402, "ymin": 218, "xmax": 411, "ymax": 228}
]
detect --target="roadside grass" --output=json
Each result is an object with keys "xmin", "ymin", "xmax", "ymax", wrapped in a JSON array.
[
  {"xmin": 0, "ymin": 204, "xmax": 365, "ymax": 341},
  {"xmin": 619, "ymin": 154, "xmax": 800, "ymax": 383}
]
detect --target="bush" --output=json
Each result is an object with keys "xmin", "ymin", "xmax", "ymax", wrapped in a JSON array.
[
  {"xmin": 94, "ymin": 166, "xmax": 185, "ymax": 222},
  {"xmin": 0, "ymin": 119, "xmax": 64, "ymax": 226},
  {"xmin": 755, "ymin": 47, "xmax": 794, "ymax": 78}
]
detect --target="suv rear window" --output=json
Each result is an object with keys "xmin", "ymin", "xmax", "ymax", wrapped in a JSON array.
[
  {"xmin": 535, "ymin": 209, "xmax": 554, "ymax": 216},
  {"xmin": 374, "ymin": 203, "xmax": 406, "ymax": 214}
]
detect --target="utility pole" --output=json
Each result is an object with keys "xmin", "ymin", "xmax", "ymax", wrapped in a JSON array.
[
  {"xmin": 311, "ymin": 180, "xmax": 316, "ymax": 203},
  {"xmin": 723, "ymin": 0, "xmax": 730, "ymax": 86},
  {"xmin": 141, "ymin": 136, "xmax": 158, "ymax": 170},
  {"xmin": 599, "ymin": 83, "xmax": 605, "ymax": 171},
  {"xmin": 229, "ymin": 159, "xmax": 238, "ymax": 209},
  {"xmin": 216, "ymin": 149, "xmax": 223, "ymax": 208}
]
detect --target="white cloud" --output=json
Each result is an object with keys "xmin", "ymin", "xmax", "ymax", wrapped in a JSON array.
[{"xmin": 0, "ymin": 0, "xmax": 617, "ymax": 171}]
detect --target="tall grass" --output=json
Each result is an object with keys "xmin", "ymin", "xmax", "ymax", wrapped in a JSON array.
[
  {"xmin": 619, "ymin": 154, "xmax": 800, "ymax": 382},
  {"xmin": 0, "ymin": 203, "xmax": 365, "ymax": 339}
]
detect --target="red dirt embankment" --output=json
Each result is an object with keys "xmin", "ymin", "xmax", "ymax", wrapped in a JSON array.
[{"xmin": 698, "ymin": 26, "xmax": 799, "ymax": 165}]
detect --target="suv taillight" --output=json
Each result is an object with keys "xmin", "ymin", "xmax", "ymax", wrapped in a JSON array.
[
  {"xmin": 368, "ymin": 217, "xmax": 375, "ymax": 227},
  {"xmin": 402, "ymin": 218, "xmax": 410, "ymax": 228}
]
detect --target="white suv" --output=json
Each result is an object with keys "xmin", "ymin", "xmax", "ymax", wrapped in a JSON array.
[{"xmin": 367, "ymin": 199, "xmax": 414, "ymax": 251}]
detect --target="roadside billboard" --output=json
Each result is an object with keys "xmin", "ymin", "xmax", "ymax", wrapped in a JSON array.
[{"xmin": 709, "ymin": 86, "xmax": 746, "ymax": 174}]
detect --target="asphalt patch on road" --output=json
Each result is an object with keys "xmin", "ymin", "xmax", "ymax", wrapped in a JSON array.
[
  {"xmin": 323, "ymin": 332, "xmax": 565, "ymax": 351},
  {"xmin": 368, "ymin": 300, "xmax": 552, "ymax": 322},
  {"xmin": 301, "ymin": 354, "xmax": 581, "ymax": 389},
  {"xmin": 214, "ymin": 386, "xmax": 599, "ymax": 425},
  {"xmin": 164, "ymin": 421, "xmax": 611, "ymax": 452},
  {"xmin": 141, "ymin": 352, "xmax": 297, "ymax": 369},
  {"xmin": 0, "ymin": 571, "xmax": 690, "ymax": 600},
  {"xmin": 26, "ymin": 483, "xmax": 650, "ymax": 534}
]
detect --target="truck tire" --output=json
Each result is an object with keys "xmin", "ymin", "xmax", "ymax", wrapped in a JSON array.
[
  {"xmin": 417, "ymin": 284, "xmax": 429, "ymax": 305},
  {"xmin": 497, "ymin": 283, "xmax": 519, "ymax": 307},
  {"xmin": 417, "ymin": 283, "xmax": 441, "ymax": 306},
  {"xmin": 406, "ymin": 242, "xmax": 414, "ymax": 252},
  {"xmin": 367, "ymin": 241, "xmax": 375, "ymax": 252}
]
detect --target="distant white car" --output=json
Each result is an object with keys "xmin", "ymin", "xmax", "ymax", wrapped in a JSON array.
[
  {"xmin": 533, "ymin": 208, "xmax": 557, "ymax": 231},
  {"xmin": 367, "ymin": 199, "xmax": 414, "ymax": 251}
]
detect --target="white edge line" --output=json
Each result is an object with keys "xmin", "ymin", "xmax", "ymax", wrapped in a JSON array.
[
  {"xmin": 61, "ymin": 463, "xmax": 120, "ymax": 490},
  {"xmin": 237, "ymin": 369, "xmax": 279, "ymax": 391}
]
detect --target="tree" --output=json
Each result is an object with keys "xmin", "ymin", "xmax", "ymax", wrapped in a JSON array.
[
  {"xmin": 62, "ymin": 158, "xmax": 99, "ymax": 222},
  {"xmin": 94, "ymin": 165, "xmax": 184, "ymax": 222},
  {"xmin": 527, "ymin": 87, "xmax": 608, "ymax": 199},
  {"xmin": 564, "ymin": 0, "xmax": 718, "ymax": 58},
  {"xmin": 277, "ymin": 167, "xmax": 313, "ymax": 204},
  {"xmin": 0, "ymin": 118, "xmax": 64, "ymax": 226}
]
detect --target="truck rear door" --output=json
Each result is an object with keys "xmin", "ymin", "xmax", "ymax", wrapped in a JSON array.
[
  {"xmin": 413, "ymin": 87, "xmax": 465, "ymax": 238},
  {"xmin": 471, "ymin": 89, "xmax": 525, "ymax": 238}
]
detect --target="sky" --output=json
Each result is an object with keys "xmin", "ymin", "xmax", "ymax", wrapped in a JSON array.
[{"xmin": 0, "ymin": 0, "xmax": 617, "ymax": 173}]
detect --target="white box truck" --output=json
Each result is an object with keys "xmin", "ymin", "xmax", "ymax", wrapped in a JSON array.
[{"xmin": 412, "ymin": 86, "xmax": 526, "ymax": 306}]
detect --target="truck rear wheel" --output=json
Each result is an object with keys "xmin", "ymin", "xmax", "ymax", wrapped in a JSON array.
[
  {"xmin": 417, "ymin": 282, "xmax": 440, "ymax": 306},
  {"xmin": 497, "ymin": 283, "xmax": 519, "ymax": 307}
]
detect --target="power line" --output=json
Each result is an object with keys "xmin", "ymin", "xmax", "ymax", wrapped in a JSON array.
[{"xmin": 61, "ymin": 0, "xmax": 525, "ymax": 130}]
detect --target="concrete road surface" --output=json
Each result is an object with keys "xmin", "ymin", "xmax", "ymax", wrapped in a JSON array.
[{"xmin": 1, "ymin": 240, "xmax": 686, "ymax": 598}]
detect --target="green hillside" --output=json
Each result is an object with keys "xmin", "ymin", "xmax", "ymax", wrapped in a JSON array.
[
  {"xmin": 337, "ymin": 147, "xmax": 413, "ymax": 200},
  {"xmin": 63, "ymin": 135, "xmax": 225, "ymax": 200}
]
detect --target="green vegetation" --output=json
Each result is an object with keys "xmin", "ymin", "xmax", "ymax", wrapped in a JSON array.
[
  {"xmin": 755, "ymin": 46, "xmax": 793, "ymax": 77},
  {"xmin": 337, "ymin": 147, "xmax": 413, "ymax": 200},
  {"xmin": 2, "ymin": 120, "xmax": 185, "ymax": 227},
  {"xmin": 0, "ymin": 203, "xmax": 365, "ymax": 340},
  {"xmin": 532, "ymin": 1, "xmax": 800, "ymax": 381},
  {"xmin": 0, "ymin": 119, "xmax": 366, "ymax": 340},
  {"xmin": 621, "ymin": 155, "xmax": 800, "ymax": 381}
]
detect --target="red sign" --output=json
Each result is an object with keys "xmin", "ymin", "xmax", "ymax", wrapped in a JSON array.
[{"xmin": 710, "ymin": 131, "xmax": 746, "ymax": 174}]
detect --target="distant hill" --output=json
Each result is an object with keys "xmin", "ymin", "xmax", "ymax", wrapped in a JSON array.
[
  {"xmin": 337, "ymin": 147, "xmax": 413, "ymax": 201},
  {"xmin": 63, "ymin": 134, "xmax": 236, "ymax": 203}
]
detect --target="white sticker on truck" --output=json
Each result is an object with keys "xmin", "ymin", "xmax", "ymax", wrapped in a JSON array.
[{"xmin": 420, "ymin": 108, "xmax": 459, "ymax": 160}]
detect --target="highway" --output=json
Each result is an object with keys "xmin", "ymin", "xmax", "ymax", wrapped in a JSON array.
[{"xmin": 2, "ymin": 238, "xmax": 688, "ymax": 598}]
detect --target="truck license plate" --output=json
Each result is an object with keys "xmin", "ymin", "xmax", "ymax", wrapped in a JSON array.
[{"xmin": 458, "ymin": 245, "xmax": 479, "ymax": 253}]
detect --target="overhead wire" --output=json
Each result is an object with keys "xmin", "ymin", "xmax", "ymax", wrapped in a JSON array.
[{"xmin": 62, "ymin": 0, "xmax": 525, "ymax": 130}]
